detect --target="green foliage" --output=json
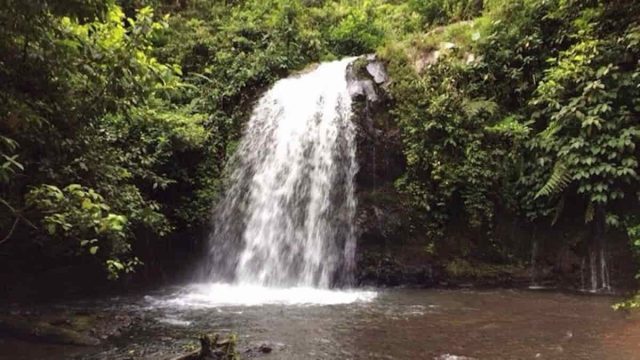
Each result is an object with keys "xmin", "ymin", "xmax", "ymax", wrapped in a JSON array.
[
  {"xmin": 2, "ymin": 0, "xmax": 640, "ymax": 293},
  {"xmin": 385, "ymin": 26, "xmax": 529, "ymax": 245},
  {"xmin": 0, "ymin": 136, "xmax": 23, "ymax": 184},
  {"xmin": 535, "ymin": 161, "xmax": 571, "ymax": 199},
  {"xmin": 409, "ymin": 0, "xmax": 484, "ymax": 27},
  {"xmin": 532, "ymin": 17, "xmax": 640, "ymax": 212},
  {"xmin": 25, "ymin": 184, "xmax": 137, "ymax": 279},
  {"xmin": 328, "ymin": 1, "xmax": 385, "ymax": 55},
  {"xmin": 382, "ymin": 0, "xmax": 640, "ymax": 266},
  {"xmin": 613, "ymin": 293, "xmax": 640, "ymax": 311},
  {"xmin": 0, "ymin": 1, "xmax": 206, "ymax": 278},
  {"xmin": 2, "ymin": 0, "xmax": 426, "ymax": 282}
]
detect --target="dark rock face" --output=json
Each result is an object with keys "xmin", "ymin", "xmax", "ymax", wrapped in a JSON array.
[
  {"xmin": 347, "ymin": 55, "xmax": 431, "ymax": 286},
  {"xmin": 346, "ymin": 56, "xmax": 534, "ymax": 288},
  {"xmin": 345, "ymin": 56, "xmax": 636, "ymax": 290},
  {"xmin": 347, "ymin": 55, "xmax": 404, "ymax": 190},
  {"xmin": 357, "ymin": 253, "xmax": 440, "ymax": 287},
  {"xmin": 244, "ymin": 341, "xmax": 285, "ymax": 358}
]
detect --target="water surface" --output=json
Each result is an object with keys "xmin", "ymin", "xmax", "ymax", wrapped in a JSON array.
[{"xmin": 1, "ymin": 288, "xmax": 639, "ymax": 359}]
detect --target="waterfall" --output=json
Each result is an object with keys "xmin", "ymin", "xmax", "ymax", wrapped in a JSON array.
[
  {"xmin": 529, "ymin": 238, "xmax": 539, "ymax": 288},
  {"xmin": 589, "ymin": 250, "xmax": 598, "ymax": 291},
  {"xmin": 600, "ymin": 247, "xmax": 611, "ymax": 291},
  {"xmin": 583, "ymin": 246, "xmax": 611, "ymax": 293},
  {"xmin": 204, "ymin": 58, "xmax": 358, "ymax": 288}
]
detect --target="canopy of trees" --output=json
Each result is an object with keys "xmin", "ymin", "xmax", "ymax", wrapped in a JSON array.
[{"xmin": 1, "ymin": 0, "xmax": 638, "ymax": 299}]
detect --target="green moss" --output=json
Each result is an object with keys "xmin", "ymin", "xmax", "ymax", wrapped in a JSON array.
[
  {"xmin": 378, "ymin": 15, "xmax": 492, "ymax": 73},
  {"xmin": 445, "ymin": 259, "xmax": 524, "ymax": 279},
  {"xmin": 613, "ymin": 294, "xmax": 640, "ymax": 311},
  {"xmin": 351, "ymin": 57, "xmax": 371, "ymax": 79}
]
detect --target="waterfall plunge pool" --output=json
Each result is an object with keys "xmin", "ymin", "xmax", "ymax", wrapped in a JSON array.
[
  {"xmin": 146, "ymin": 283, "xmax": 378, "ymax": 307},
  {"xmin": 3, "ymin": 59, "xmax": 638, "ymax": 359},
  {"xmin": 2, "ymin": 288, "xmax": 640, "ymax": 360}
]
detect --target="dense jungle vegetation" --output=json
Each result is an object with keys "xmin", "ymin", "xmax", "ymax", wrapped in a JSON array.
[{"xmin": 1, "ymin": 0, "xmax": 639, "ymax": 300}]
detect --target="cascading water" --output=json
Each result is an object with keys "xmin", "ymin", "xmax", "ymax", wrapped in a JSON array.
[
  {"xmin": 585, "ymin": 247, "xmax": 611, "ymax": 293},
  {"xmin": 162, "ymin": 58, "xmax": 375, "ymax": 306}
]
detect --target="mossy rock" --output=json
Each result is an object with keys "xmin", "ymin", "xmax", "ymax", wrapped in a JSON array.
[
  {"xmin": 0, "ymin": 315, "xmax": 100, "ymax": 346},
  {"xmin": 172, "ymin": 334, "xmax": 240, "ymax": 360}
]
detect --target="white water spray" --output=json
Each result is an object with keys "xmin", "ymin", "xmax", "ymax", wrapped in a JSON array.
[
  {"xmin": 204, "ymin": 58, "xmax": 360, "ymax": 291},
  {"xmin": 583, "ymin": 247, "xmax": 611, "ymax": 293}
]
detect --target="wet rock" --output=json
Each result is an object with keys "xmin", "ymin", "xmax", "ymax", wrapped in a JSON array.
[
  {"xmin": 346, "ymin": 65, "xmax": 379, "ymax": 102},
  {"xmin": 347, "ymin": 56, "xmax": 407, "ymax": 255},
  {"xmin": 357, "ymin": 253, "xmax": 440, "ymax": 287},
  {"xmin": 357, "ymin": 197, "xmax": 406, "ymax": 246},
  {"xmin": 444, "ymin": 259, "xmax": 530, "ymax": 287},
  {"xmin": 0, "ymin": 315, "xmax": 101, "ymax": 346},
  {"xmin": 364, "ymin": 55, "xmax": 388, "ymax": 84},
  {"xmin": 0, "ymin": 310, "xmax": 135, "ymax": 347},
  {"xmin": 244, "ymin": 341, "xmax": 284, "ymax": 357},
  {"xmin": 557, "ymin": 247, "xmax": 581, "ymax": 274},
  {"xmin": 172, "ymin": 334, "xmax": 239, "ymax": 360},
  {"xmin": 346, "ymin": 54, "xmax": 390, "ymax": 103},
  {"xmin": 258, "ymin": 344, "xmax": 272, "ymax": 353}
]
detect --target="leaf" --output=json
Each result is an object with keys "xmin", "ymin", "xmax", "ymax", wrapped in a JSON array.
[
  {"xmin": 2, "ymin": 155, "xmax": 23, "ymax": 170},
  {"xmin": 461, "ymin": 98, "xmax": 498, "ymax": 118},
  {"xmin": 66, "ymin": 184, "xmax": 82, "ymax": 192},
  {"xmin": 89, "ymin": 246, "xmax": 99, "ymax": 255},
  {"xmin": 82, "ymin": 199, "xmax": 93, "ymax": 210},
  {"xmin": 535, "ymin": 161, "xmax": 572, "ymax": 198}
]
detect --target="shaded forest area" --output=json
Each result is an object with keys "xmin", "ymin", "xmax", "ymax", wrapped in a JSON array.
[{"xmin": 1, "ymin": 0, "xmax": 639, "ymax": 304}]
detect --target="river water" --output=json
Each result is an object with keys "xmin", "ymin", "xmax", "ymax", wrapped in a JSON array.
[{"xmin": 2, "ymin": 287, "xmax": 639, "ymax": 360}]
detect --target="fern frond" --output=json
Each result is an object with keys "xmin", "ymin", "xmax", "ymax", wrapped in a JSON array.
[
  {"xmin": 535, "ymin": 161, "xmax": 572, "ymax": 199},
  {"xmin": 539, "ymin": 121, "xmax": 561, "ymax": 139},
  {"xmin": 462, "ymin": 98, "xmax": 499, "ymax": 118}
]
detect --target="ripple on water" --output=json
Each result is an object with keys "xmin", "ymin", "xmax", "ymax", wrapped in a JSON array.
[{"xmin": 145, "ymin": 283, "xmax": 378, "ymax": 308}]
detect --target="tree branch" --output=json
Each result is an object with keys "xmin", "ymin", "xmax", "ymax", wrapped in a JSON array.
[
  {"xmin": 0, "ymin": 198, "xmax": 37, "ymax": 230},
  {"xmin": 0, "ymin": 217, "xmax": 19, "ymax": 245}
]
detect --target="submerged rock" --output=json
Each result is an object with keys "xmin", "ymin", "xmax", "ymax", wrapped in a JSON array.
[
  {"xmin": 0, "ymin": 309, "xmax": 136, "ymax": 347},
  {"xmin": 172, "ymin": 334, "xmax": 240, "ymax": 360},
  {"xmin": 244, "ymin": 341, "xmax": 285, "ymax": 358},
  {"xmin": 0, "ymin": 315, "xmax": 101, "ymax": 346}
]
